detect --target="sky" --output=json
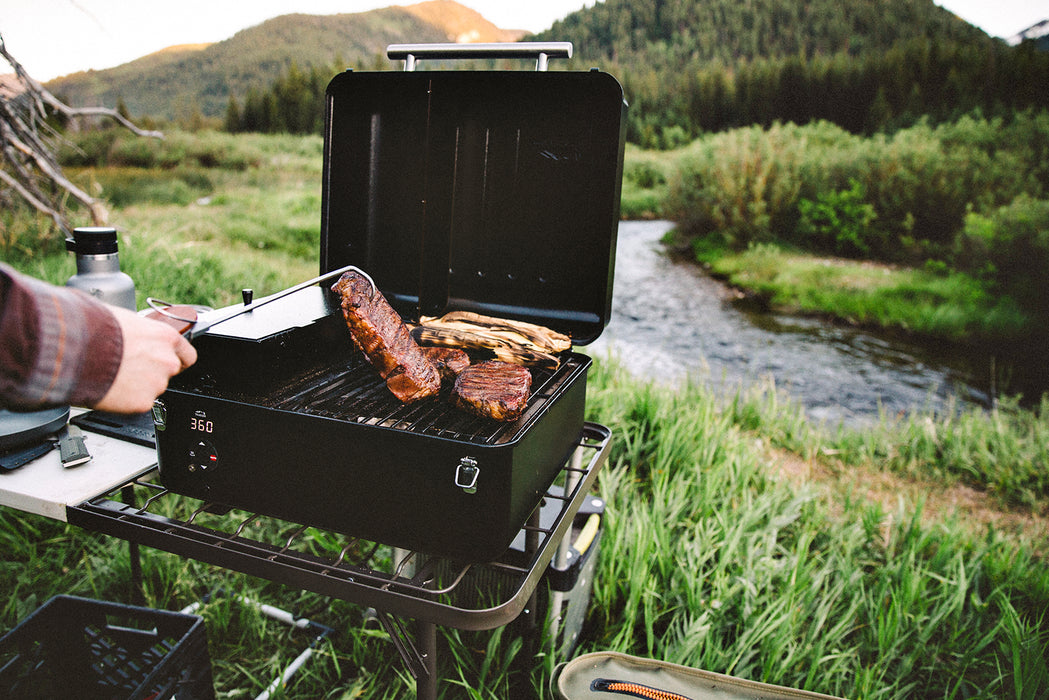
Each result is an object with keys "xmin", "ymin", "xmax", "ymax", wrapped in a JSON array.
[{"xmin": 1, "ymin": 0, "xmax": 1046, "ymax": 83}]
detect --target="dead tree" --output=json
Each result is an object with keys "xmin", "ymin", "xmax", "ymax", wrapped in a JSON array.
[{"xmin": 0, "ymin": 33, "xmax": 163, "ymax": 234}]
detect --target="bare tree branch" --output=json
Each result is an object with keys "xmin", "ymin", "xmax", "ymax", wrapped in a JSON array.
[
  {"xmin": 0, "ymin": 32, "xmax": 160, "ymax": 233},
  {"xmin": 0, "ymin": 167, "xmax": 65, "ymax": 231}
]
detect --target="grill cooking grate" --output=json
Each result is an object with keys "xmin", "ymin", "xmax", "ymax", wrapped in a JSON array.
[{"xmin": 237, "ymin": 352, "xmax": 583, "ymax": 445}]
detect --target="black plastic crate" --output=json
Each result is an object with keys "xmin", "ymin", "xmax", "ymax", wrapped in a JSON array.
[{"xmin": 0, "ymin": 595, "xmax": 214, "ymax": 700}]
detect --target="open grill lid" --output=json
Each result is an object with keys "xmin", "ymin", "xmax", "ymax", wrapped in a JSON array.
[{"xmin": 320, "ymin": 43, "xmax": 627, "ymax": 345}]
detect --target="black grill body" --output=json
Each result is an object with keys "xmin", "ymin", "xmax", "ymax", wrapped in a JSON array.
[{"xmin": 156, "ymin": 288, "xmax": 591, "ymax": 561}]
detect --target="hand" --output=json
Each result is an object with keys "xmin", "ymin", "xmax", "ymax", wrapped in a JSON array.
[{"xmin": 94, "ymin": 306, "xmax": 197, "ymax": 413}]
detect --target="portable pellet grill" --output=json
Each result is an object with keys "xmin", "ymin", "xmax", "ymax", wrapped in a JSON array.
[{"xmin": 65, "ymin": 42, "xmax": 625, "ymax": 698}]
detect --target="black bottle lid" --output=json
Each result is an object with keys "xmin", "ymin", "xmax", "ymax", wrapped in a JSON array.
[{"xmin": 66, "ymin": 227, "xmax": 119, "ymax": 255}]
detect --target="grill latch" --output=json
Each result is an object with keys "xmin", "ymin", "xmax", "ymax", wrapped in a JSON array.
[
  {"xmin": 151, "ymin": 399, "xmax": 167, "ymax": 431},
  {"xmin": 455, "ymin": 457, "xmax": 479, "ymax": 494}
]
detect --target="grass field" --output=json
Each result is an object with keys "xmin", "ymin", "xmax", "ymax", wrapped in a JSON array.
[{"xmin": 2, "ymin": 130, "xmax": 1048, "ymax": 698}]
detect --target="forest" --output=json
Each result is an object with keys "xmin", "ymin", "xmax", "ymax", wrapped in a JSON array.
[
  {"xmin": 223, "ymin": 0, "xmax": 1049, "ymax": 147},
  {"xmin": 537, "ymin": 0, "xmax": 1046, "ymax": 144},
  {"xmin": 223, "ymin": 35, "xmax": 1049, "ymax": 147},
  {"xmin": 610, "ymin": 37, "xmax": 1049, "ymax": 147}
]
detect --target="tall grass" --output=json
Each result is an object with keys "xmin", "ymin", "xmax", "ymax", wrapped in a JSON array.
[
  {"xmin": 5, "ymin": 131, "xmax": 323, "ymax": 309},
  {"xmin": 582, "ymin": 361, "xmax": 1049, "ymax": 699},
  {"xmin": 717, "ymin": 373, "xmax": 1049, "ymax": 513},
  {"xmin": 832, "ymin": 395, "xmax": 1049, "ymax": 510}
]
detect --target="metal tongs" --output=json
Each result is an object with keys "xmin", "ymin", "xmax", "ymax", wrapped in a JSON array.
[{"xmin": 145, "ymin": 264, "xmax": 375, "ymax": 340}]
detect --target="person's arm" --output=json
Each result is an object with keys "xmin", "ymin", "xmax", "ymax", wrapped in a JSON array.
[{"xmin": 0, "ymin": 263, "xmax": 196, "ymax": 413}]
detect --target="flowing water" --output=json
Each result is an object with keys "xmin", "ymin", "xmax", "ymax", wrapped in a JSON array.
[{"xmin": 587, "ymin": 221, "xmax": 994, "ymax": 428}]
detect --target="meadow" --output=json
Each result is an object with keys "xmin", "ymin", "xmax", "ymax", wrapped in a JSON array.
[{"xmin": 2, "ymin": 129, "xmax": 1047, "ymax": 698}]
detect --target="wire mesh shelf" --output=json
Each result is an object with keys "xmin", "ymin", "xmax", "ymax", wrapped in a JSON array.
[{"xmin": 67, "ymin": 423, "xmax": 609, "ymax": 631}]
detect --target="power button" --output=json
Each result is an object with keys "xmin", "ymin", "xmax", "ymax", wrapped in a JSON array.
[{"xmin": 188, "ymin": 440, "xmax": 218, "ymax": 472}]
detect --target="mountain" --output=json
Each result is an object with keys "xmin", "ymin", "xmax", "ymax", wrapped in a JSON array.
[
  {"xmin": 402, "ymin": 0, "xmax": 526, "ymax": 43},
  {"xmin": 535, "ymin": 0, "xmax": 991, "ymax": 67},
  {"xmin": 1008, "ymin": 19, "xmax": 1049, "ymax": 50},
  {"xmin": 525, "ymin": 0, "xmax": 1049, "ymax": 141},
  {"xmin": 44, "ymin": 1, "xmax": 525, "ymax": 121},
  {"xmin": 43, "ymin": 0, "xmax": 1034, "ymax": 131}
]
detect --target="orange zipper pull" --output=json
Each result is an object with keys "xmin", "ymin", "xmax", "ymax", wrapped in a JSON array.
[{"xmin": 591, "ymin": 678, "xmax": 694, "ymax": 700}]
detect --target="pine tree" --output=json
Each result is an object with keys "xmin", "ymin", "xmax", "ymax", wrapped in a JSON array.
[{"xmin": 224, "ymin": 95, "xmax": 242, "ymax": 133}]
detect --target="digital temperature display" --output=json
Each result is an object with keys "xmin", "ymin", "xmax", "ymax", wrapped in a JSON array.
[{"xmin": 190, "ymin": 417, "xmax": 214, "ymax": 433}]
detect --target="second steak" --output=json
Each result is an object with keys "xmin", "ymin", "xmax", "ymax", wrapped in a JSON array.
[
  {"xmin": 331, "ymin": 270, "xmax": 440, "ymax": 403},
  {"xmin": 452, "ymin": 360, "xmax": 532, "ymax": 422},
  {"xmin": 422, "ymin": 346, "xmax": 471, "ymax": 382}
]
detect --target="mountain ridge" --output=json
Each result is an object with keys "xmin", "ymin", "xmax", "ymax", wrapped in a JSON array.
[
  {"xmin": 538, "ymin": 0, "xmax": 994, "ymax": 67},
  {"xmin": 39, "ymin": 0, "xmax": 1045, "ymax": 124},
  {"xmin": 401, "ymin": 0, "xmax": 526, "ymax": 43},
  {"xmin": 44, "ymin": 1, "xmax": 525, "ymax": 120}
]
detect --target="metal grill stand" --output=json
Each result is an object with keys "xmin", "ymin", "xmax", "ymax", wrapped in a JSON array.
[{"xmin": 68, "ymin": 423, "xmax": 610, "ymax": 698}]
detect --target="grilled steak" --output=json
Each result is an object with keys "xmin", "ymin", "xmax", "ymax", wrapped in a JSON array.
[
  {"xmin": 422, "ymin": 346, "xmax": 471, "ymax": 381},
  {"xmin": 452, "ymin": 360, "xmax": 532, "ymax": 422},
  {"xmin": 331, "ymin": 270, "xmax": 440, "ymax": 403}
]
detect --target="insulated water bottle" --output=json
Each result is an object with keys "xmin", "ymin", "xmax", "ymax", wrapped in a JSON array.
[{"xmin": 65, "ymin": 226, "xmax": 136, "ymax": 310}]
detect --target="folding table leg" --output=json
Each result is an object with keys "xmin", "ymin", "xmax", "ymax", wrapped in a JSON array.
[
  {"xmin": 121, "ymin": 485, "xmax": 144, "ymax": 605},
  {"xmin": 416, "ymin": 619, "xmax": 437, "ymax": 700},
  {"xmin": 374, "ymin": 610, "xmax": 436, "ymax": 698}
]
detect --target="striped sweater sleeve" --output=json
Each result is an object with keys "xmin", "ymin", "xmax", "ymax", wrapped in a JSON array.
[{"xmin": 0, "ymin": 263, "xmax": 123, "ymax": 410}]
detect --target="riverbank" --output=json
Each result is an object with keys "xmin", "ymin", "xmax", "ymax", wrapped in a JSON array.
[
  {"xmin": 677, "ymin": 232, "xmax": 1027, "ymax": 344},
  {"xmin": 617, "ymin": 116, "xmax": 1049, "ymax": 402},
  {"xmin": 663, "ymin": 227, "xmax": 1048, "ymax": 403},
  {"xmin": 592, "ymin": 221, "xmax": 999, "ymax": 427}
]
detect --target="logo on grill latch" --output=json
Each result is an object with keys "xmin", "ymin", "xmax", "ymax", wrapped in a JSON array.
[{"xmin": 455, "ymin": 457, "xmax": 479, "ymax": 494}]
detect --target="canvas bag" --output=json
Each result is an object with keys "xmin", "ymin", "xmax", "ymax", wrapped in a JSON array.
[{"xmin": 556, "ymin": 651, "xmax": 844, "ymax": 700}]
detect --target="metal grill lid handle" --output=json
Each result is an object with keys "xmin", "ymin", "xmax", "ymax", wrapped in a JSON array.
[{"xmin": 387, "ymin": 42, "xmax": 572, "ymax": 71}]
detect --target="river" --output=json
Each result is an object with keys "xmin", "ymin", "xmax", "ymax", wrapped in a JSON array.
[{"xmin": 587, "ymin": 221, "xmax": 992, "ymax": 428}]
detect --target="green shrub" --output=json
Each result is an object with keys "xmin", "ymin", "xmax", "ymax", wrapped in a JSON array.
[
  {"xmin": 955, "ymin": 195, "xmax": 1049, "ymax": 320},
  {"xmin": 664, "ymin": 123, "xmax": 806, "ymax": 247},
  {"xmin": 797, "ymin": 178, "xmax": 879, "ymax": 257},
  {"xmin": 952, "ymin": 210, "xmax": 1000, "ymax": 284},
  {"xmin": 667, "ymin": 113, "xmax": 1048, "ymax": 267},
  {"xmin": 175, "ymin": 131, "xmax": 260, "ymax": 170},
  {"xmin": 625, "ymin": 160, "xmax": 666, "ymax": 190},
  {"xmin": 952, "ymin": 108, "xmax": 1049, "ymax": 200},
  {"xmin": 84, "ymin": 167, "xmax": 214, "ymax": 207},
  {"xmin": 1007, "ymin": 109, "xmax": 1049, "ymax": 195},
  {"xmin": 56, "ymin": 130, "xmax": 118, "ymax": 167},
  {"xmin": 863, "ymin": 123, "xmax": 972, "ymax": 252},
  {"xmin": 108, "ymin": 137, "xmax": 164, "ymax": 168},
  {"xmin": 58, "ymin": 129, "xmax": 267, "ymax": 171}
]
